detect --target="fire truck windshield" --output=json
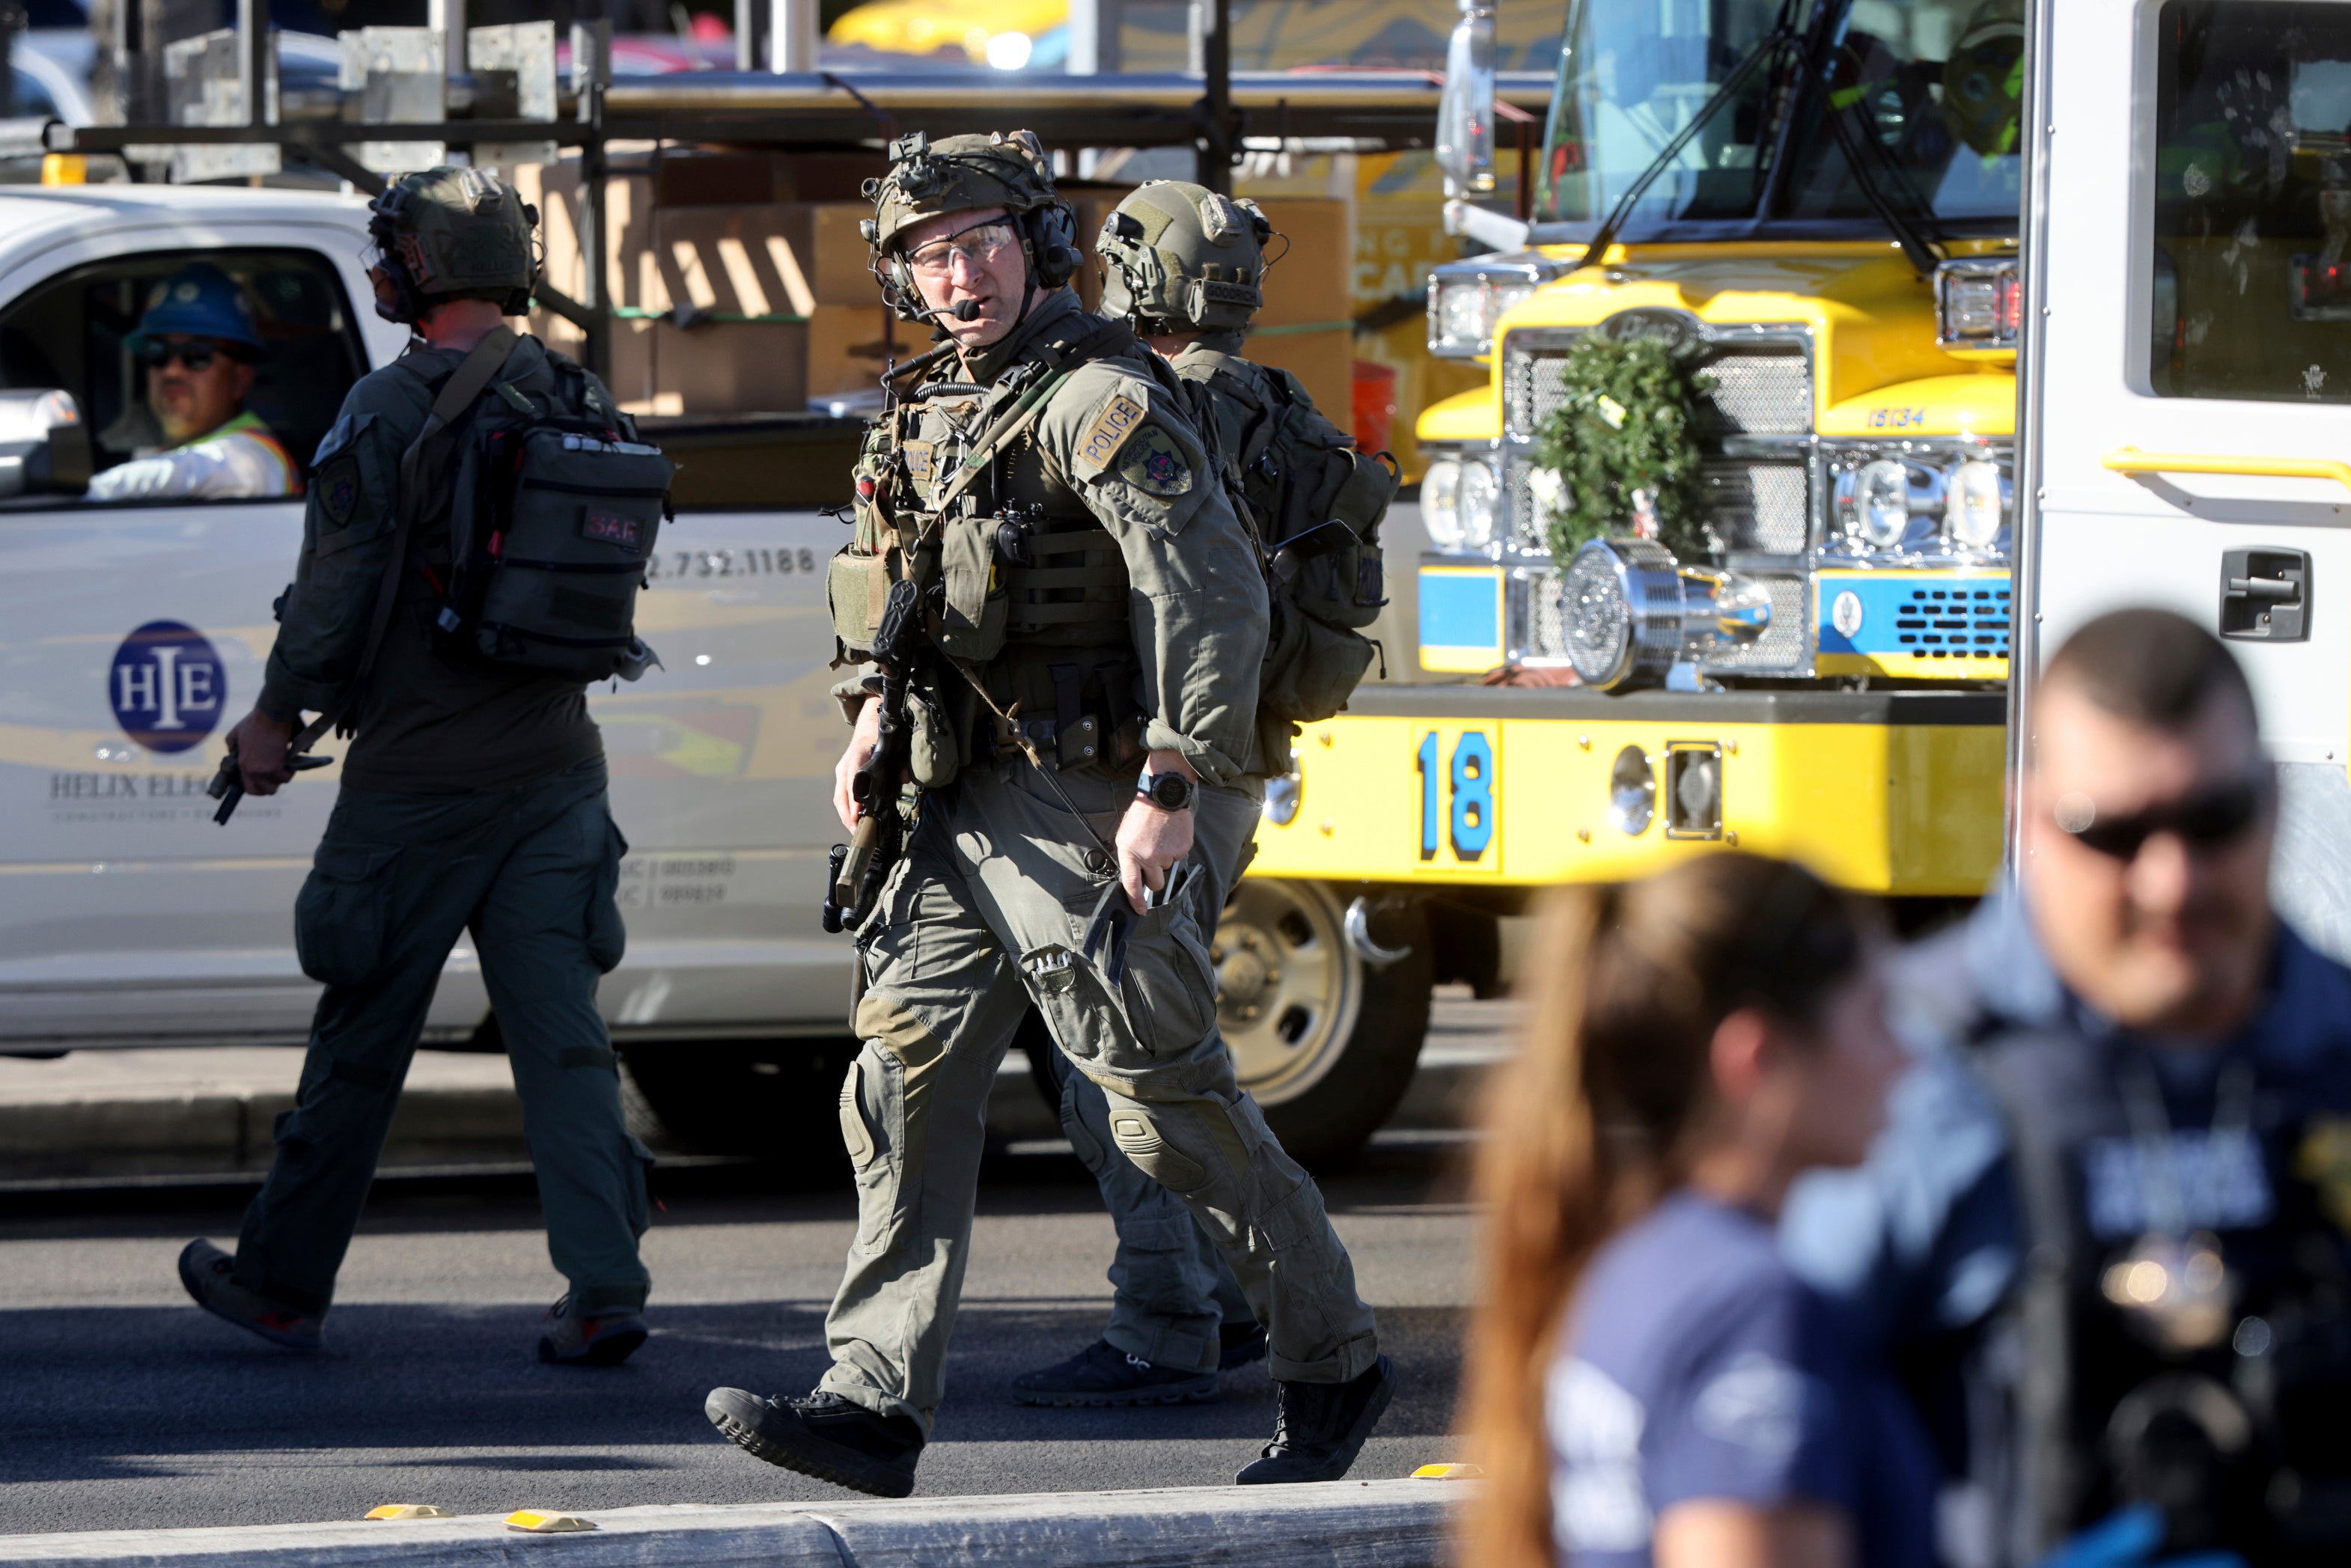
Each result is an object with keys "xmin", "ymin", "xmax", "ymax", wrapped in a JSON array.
[{"xmin": 1536, "ymin": 0, "xmax": 2023, "ymax": 235}]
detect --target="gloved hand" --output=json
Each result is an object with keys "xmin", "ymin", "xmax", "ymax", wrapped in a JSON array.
[{"xmin": 2032, "ymin": 1506, "xmax": 2248, "ymax": 1568}]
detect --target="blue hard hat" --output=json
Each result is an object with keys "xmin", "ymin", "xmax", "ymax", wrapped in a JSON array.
[{"xmin": 131, "ymin": 263, "xmax": 264, "ymax": 355}]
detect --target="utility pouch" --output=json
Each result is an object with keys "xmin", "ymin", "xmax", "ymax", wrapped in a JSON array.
[
  {"xmin": 1276, "ymin": 524, "xmax": 1387, "ymax": 632},
  {"xmin": 935, "ymin": 512, "xmax": 1009, "ymax": 661},
  {"xmin": 907, "ymin": 677, "xmax": 962, "ymax": 788},
  {"xmin": 828, "ymin": 546, "xmax": 894, "ymax": 658},
  {"xmin": 1257, "ymin": 599, "xmax": 1377, "ymax": 725}
]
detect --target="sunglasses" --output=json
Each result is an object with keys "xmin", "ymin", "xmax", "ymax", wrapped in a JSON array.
[
  {"xmin": 140, "ymin": 340, "xmax": 232, "ymax": 372},
  {"xmin": 2053, "ymin": 778, "xmax": 2269, "ymax": 860}
]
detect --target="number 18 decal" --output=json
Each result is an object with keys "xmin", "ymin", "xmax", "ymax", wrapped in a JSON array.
[{"xmin": 1415, "ymin": 729, "xmax": 1496, "ymax": 862}]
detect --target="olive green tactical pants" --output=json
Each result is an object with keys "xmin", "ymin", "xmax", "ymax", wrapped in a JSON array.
[
  {"xmin": 234, "ymin": 758, "xmax": 653, "ymax": 1319},
  {"xmin": 823, "ymin": 763, "xmax": 1379, "ymax": 1434},
  {"xmin": 1043, "ymin": 963, "xmax": 1254, "ymax": 1375}
]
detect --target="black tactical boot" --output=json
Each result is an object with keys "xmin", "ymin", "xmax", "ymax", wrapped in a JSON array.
[
  {"xmin": 704, "ymin": 1387, "xmax": 924, "ymax": 1498},
  {"xmin": 1010, "ymin": 1338, "xmax": 1219, "ymax": 1407},
  {"xmin": 1234, "ymin": 1355, "xmax": 1397, "ymax": 1484},
  {"xmin": 1219, "ymin": 1320, "xmax": 1269, "ymax": 1371}
]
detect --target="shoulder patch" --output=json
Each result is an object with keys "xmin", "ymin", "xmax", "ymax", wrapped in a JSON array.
[
  {"xmin": 1117, "ymin": 424, "xmax": 1194, "ymax": 498},
  {"xmin": 1078, "ymin": 391, "xmax": 1150, "ymax": 472},
  {"xmin": 317, "ymin": 455, "xmax": 362, "ymax": 528}
]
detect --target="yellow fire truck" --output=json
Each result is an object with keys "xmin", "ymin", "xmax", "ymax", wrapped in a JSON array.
[{"xmin": 1215, "ymin": 0, "xmax": 2029, "ymax": 1142}]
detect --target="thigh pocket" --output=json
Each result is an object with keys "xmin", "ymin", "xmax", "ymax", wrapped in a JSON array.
[
  {"xmin": 1117, "ymin": 903, "xmax": 1220, "ymax": 1058},
  {"xmin": 585, "ymin": 816, "xmax": 629, "ymax": 974},
  {"xmin": 293, "ymin": 841, "xmax": 401, "ymax": 989}
]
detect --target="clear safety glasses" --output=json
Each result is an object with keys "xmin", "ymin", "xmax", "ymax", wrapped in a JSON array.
[{"xmin": 904, "ymin": 220, "xmax": 1018, "ymax": 280}]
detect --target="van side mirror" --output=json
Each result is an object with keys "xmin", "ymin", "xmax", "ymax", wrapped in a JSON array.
[
  {"xmin": 0, "ymin": 389, "xmax": 92, "ymax": 498},
  {"xmin": 1435, "ymin": 0, "xmax": 1496, "ymax": 201}
]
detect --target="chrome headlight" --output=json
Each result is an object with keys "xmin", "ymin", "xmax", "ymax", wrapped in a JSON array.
[
  {"xmin": 1427, "ymin": 257, "xmax": 1563, "ymax": 359},
  {"xmin": 1826, "ymin": 444, "xmax": 2013, "ymax": 559},
  {"xmin": 1855, "ymin": 459, "xmax": 1911, "ymax": 548},
  {"xmin": 1422, "ymin": 457, "xmax": 1464, "ymax": 548},
  {"xmin": 1558, "ymin": 538, "xmax": 1772, "ymax": 690},
  {"xmin": 1457, "ymin": 457, "xmax": 1500, "ymax": 549},
  {"xmin": 1943, "ymin": 457, "xmax": 2006, "ymax": 549}
]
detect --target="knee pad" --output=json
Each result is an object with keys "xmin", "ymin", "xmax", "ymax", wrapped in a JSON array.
[{"xmin": 1109, "ymin": 1108, "xmax": 1209, "ymax": 1194}]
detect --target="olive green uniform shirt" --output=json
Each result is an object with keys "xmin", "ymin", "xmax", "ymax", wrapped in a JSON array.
[{"xmin": 879, "ymin": 290, "xmax": 1268, "ymax": 787}]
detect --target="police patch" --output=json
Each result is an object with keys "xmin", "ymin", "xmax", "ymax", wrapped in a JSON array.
[
  {"xmin": 318, "ymin": 456, "xmax": 361, "ymax": 528},
  {"xmin": 1079, "ymin": 392, "xmax": 1149, "ymax": 472},
  {"xmin": 1117, "ymin": 425, "xmax": 1192, "ymax": 498},
  {"xmin": 902, "ymin": 439, "xmax": 936, "ymax": 485}
]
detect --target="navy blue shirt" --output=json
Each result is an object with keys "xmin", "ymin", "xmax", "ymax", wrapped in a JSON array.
[{"xmin": 1548, "ymin": 1192, "xmax": 1939, "ymax": 1568}]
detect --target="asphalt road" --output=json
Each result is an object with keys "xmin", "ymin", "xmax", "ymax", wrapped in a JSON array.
[{"xmin": 0, "ymin": 1135, "xmax": 1477, "ymax": 1537}]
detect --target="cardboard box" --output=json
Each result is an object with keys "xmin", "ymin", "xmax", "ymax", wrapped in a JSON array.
[
  {"xmin": 519, "ymin": 159, "xmax": 658, "ymax": 313},
  {"xmin": 653, "ymin": 320, "xmax": 808, "ymax": 415},
  {"xmin": 653, "ymin": 203, "xmax": 882, "ymax": 320},
  {"xmin": 808, "ymin": 302, "xmax": 915, "ymax": 401},
  {"xmin": 1244, "ymin": 326, "xmax": 1353, "ymax": 421},
  {"xmin": 1251, "ymin": 197, "xmax": 1353, "ymax": 331}
]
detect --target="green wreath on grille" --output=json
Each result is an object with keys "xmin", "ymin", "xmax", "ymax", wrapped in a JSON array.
[{"xmin": 1530, "ymin": 334, "xmax": 1716, "ymax": 565}]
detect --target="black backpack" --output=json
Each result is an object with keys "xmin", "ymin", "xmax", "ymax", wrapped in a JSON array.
[
  {"xmin": 429, "ymin": 340, "xmax": 671, "ymax": 683},
  {"xmin": 1183, "ymin": 354, "xmax": 1399, "ymax": 748}
]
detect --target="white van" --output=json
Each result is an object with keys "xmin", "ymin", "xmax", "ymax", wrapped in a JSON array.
[{"xmin": 0, "ymin": 183, "xmax": 867, "ymax": 1150}]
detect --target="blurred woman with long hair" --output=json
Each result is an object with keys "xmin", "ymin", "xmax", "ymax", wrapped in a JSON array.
[{"xmin": 1458, "ymin": 854, "xmax": 1933, "ymax": 1568}]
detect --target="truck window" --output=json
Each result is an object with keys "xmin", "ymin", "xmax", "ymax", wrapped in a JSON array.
[
  {"xmin": 1775, "ymin": 0, "xmax": 2025, "ymax": 225},
  {"xmin": 0, "ymin": 248, "xmax": 370, "ymax": 495},
  {"xmin": 2149, "ymin": 0, "xmax": 2351, "ymax": 403}
]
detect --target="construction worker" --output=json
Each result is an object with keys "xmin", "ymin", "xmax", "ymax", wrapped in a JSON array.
[{"xmin": 86, "ymin": 261, "xmax": 299, "ymax": 502}]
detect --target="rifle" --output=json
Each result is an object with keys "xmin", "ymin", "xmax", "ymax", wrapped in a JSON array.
[
  {"xmin": 823, "ymin": 575, "xmax": 923, "ymax": 933},
  {"xmin": 207, "ymin": 740, "xmax": 331, "ymax": 824}
]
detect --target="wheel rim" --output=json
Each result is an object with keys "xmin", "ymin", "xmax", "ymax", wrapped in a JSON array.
[{"xmin": 1213, "ymin": 879, "xmax": 1364, "ymax": 1107}]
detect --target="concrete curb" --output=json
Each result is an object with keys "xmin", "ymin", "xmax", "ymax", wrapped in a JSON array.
[{"xmin": 0, "ymin": 1480, "xmax": 1458, "ymax": 1567}]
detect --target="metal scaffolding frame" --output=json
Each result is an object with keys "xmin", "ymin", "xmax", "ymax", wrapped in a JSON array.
[{"xmin": 54, "ymin": 9, "xmax": 1547, "ymax": 381}]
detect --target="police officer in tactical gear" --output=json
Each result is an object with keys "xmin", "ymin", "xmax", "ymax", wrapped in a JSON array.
[
  {"xmin": 704, "ymin": 132, "xmax": 1393, "ymax": 1497},
  {"xmin": 1012, "ymin": 179, "xmax": 1395, "ymax": 1408},
  {"xmin": 177, "ymin": 167, "xmax": 656, "ymax": 1368}
]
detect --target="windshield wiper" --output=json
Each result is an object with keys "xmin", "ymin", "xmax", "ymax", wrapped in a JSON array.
[
  {"xmin": 1823, "ymin": 89, "xmax": 1945, "ymax": 277},
  {"xmin": 1579, "ymin": 14, "xmax": 1798, "ymax": 266}
]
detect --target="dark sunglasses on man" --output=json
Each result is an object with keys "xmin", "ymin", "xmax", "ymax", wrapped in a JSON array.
[
  {"xmin": 139, "ymin": 338, "xmax": 237, "ymax": 373},
  {"xmin": 2053, "ymin": 775, "xmax": 2271, "ymax": 861}
]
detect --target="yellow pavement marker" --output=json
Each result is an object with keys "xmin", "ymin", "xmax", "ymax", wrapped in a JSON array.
[
  {"xmin": 505, "ymin": 1510, "xmax": 598, "ymax": 1534},
  {"xmin": 363, "ymin": 1505, "xmax": 449, "ymax": 1519},
  {"xmin": 1411, "ymin": 1463, "xmax": 1485, "ymax": 1480}
]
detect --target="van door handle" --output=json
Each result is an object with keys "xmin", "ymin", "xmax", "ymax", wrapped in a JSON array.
[{"xmin": 2104, "ymin": 446, "xmax": 2351, "ymax": 497}]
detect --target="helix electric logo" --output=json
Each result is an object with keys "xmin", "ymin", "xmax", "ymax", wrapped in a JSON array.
[{"xmin": 109, "ymin": 621, "xmax": 225, "ymax": 754}]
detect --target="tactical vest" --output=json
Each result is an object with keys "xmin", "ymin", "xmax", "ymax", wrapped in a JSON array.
[{"xmin": 829, "ymin": 311, "xmax": 1163, "ymax": 783}]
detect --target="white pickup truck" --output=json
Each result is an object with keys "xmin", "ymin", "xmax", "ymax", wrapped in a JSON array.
[{"xmin": 0, "ymin": 182, "xmax": 1445, "ymax": 1165}]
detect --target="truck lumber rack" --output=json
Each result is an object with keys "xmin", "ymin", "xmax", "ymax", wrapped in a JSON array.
[{"xmin": 50, "ymin": 16, "xmax": 1544, "ymax": 421}]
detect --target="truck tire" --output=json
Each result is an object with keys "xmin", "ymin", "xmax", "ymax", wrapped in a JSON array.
[
  {"xmin": 1025, "ymin": 879, "xmax": 1433, "ymax": 1168},
  {"xmin": 618, "ymin": 1037, "xmax": 859, "ymax": 1179}
]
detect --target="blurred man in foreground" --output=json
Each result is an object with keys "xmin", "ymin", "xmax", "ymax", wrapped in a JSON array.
[{"xmin": 1784, "ymin": 607, "xmax": 2351, "ymax": 1565}]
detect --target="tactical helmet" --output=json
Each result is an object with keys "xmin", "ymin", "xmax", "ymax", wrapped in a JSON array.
[
  {"xmin": 1097, "ymin": 180, "xmax": 1275, "ymax": 335},
  {"xmin": 859, "ymin": 130, "xmax": 1083, "ymax": 321},
  {"xmin": 365, "ymin": 165, "xmax": 539, "ymax": 325},
  {"xmin": 131, "ymin": 262, "xmax": 265, "ymax": 356}
]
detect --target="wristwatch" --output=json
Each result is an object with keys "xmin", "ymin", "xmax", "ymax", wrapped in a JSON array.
[{"xmin": 1136, "ymin": 770, "xmax": 1198, "ymax": 812}]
